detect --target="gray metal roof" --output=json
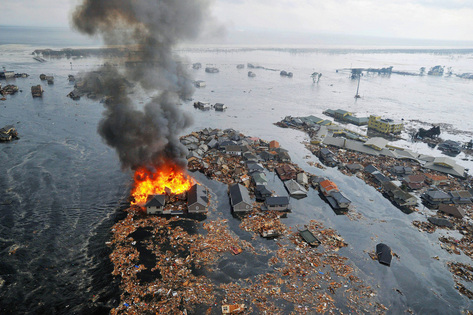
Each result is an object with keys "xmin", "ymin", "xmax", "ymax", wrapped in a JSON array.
[
  {"xmin": 252, "ymin": 172, "xmax": 268, "ymax": 184},
  {"xmin": 247, "ymin": 162, "xmax": 264, "ymax": 172},
  {"xmin": 423, "ymin": 189, "xmax": 451, "ymax": 199},
  {"xmin": 225, "ymin": 145, "xmax": 242, "ymax": 152},
  {"xmin": 438, "ymin": 204, "xmax": 465, "ymax": 218},
  {"xmin": 331, "ymin": 191, "xmax": 351, "ymax": 204},
  {"xmin": 372, "ymin": 172, "xmax": 390, "ymax": 183},
  {"xmin": 187, "ymin": 184, "xmax": 207, "ymax": 206},
  {"xmin": 320, "ymin": 148, "xmax": 333, "ymax": 156},
  {"xmin": 255, "ymin": 185, "xmax": 272, "ymax": 195},
  {"xmin": 229, "ymin": 183, "xmax": 252, "ymax": 206},
  {"xmin": 265, "ymin": 196, "xmax": 290, "ymax": 206},
  {"xmin": 324, "ymin": 136, "xmax": 398, "ymax": 158},
  {"xmin": 346, "ymin": 163, "xmax": 363, "ymax": 171},
  {"xmin": 364, "ymin": 165, "xmax": 379, "ymax": 174},
  {"xmin": 284, "ymin": 179, "xmax": 308, "ymax": 196},
  {"xmin": 423, "ymin": 160, "xmax": 465, "ymax": 178},
  {"xmin": 364, "ymin": 137, "xmax": 388, "ymax": 150}
]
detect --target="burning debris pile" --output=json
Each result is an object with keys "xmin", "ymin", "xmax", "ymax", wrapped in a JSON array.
[{"xmin": 130, "ymin": 163, "xmax": 194, "ymax": 206}]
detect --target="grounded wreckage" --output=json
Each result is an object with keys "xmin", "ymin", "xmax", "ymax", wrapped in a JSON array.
[{"xmin": 0, "ymin": 125, "xmax": 19, "ymax": 142}]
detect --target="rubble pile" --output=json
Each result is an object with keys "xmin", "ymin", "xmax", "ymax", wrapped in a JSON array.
[
  {"xmin": 109, "ymin": 211, "xmax": 217, "ymax": 314},
  {"xmin": 0, "ymin": 125, "xmax": 19, "ymax": 142},
  {"xmin": 0, "ymin": 84, "xmax": 19, "ymax": 96},
  {"xmin": 448, "ymin": 262, "xmax": 473, "ymax": 299},
  {"xmin": 192, "ymin": 219, "xmax": 255, "ymax": 267},
  {"xmin": 412, "ymin": 220, "xmax": 436, "ymax": 233},
  {"xmin": 239, "ymin": 211, "xmax": 287, "ymax": 238},
  {"xmin": 448, "ymin": 262, "xmax": 473, "ymax": 282}
]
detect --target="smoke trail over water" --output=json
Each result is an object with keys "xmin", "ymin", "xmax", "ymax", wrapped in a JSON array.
[{"xmin": 72, "ymin": 0, "xmax": 212, "ymax": 170}]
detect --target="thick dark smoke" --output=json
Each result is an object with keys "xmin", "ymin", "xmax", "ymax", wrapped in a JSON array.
[{"xmin": 72, "ymin": 0, "xmax": 211, "ymax": 170}]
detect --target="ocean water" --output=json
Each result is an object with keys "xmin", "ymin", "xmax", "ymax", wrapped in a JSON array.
[{"xmin": 1, "ymin": 27, "xmax": 473, "ymax": 314}]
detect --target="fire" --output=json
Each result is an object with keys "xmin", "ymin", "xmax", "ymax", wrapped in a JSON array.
[{"xmin": 131, "ymin": 163, "xmax": 194, "ymax": 206}]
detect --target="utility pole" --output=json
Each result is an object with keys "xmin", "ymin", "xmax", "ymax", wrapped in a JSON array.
[{"xmin": 354, "ymin": 75, "xmax": 361, "ymax": 99}]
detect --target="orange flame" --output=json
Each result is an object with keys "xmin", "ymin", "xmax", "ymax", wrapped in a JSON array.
[{"xmin": 131, "ymin": 163, "xmax": 194, "ymax": 205}]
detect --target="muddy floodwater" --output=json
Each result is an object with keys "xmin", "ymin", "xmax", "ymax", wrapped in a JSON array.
[{"xmin": 1, "ymin": 41, "xmax": 473, "ymax": 313}]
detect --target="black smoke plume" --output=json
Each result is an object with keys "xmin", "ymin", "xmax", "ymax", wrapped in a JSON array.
[{"xmin": 72, "ymin": 0, "xmax": 211, "ymax": 170}]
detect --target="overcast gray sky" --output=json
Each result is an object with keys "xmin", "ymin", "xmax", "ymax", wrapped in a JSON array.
[{"xmin": 2, "ymin": 0, "xmax": 473, "ymax": 42}]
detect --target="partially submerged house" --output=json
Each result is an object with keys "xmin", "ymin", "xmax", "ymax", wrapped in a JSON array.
[
  {"xmin": 187, "ymin": 184, "xmax": 208, "ymax": 213},
  {"xmin": 319, "ymin": 180, "xmax": 339, "ymax": 196},
  {"xmin": 364, "ymin": 164, "xmax": 380, "ymax": 175},
  {"xmin": 0, "ymin": 70, "xmax": 15, "ymax": 79},
  {"xmin": 145, "ymin": 195, "xmax": 166, "ymax": 214},
  {"xmin": 269, "ymin": 140, "xmax": 280, "ymax": 149},
  {"xmin": 275, "ymin": 164, "xmax": 297, "ymax": 181},
  {"xmin": 31, "ymin": 85, "xmax": 44, "ymax": 98},
  {"xmin": 263, "ymin": 196, "xmax": 291, "ymax": 212},
  {"xmin": 421, "ymin": 188, "xmax": 451, "ymax": 207},
  {"xmin": 284, "ymin": 179, "xmax": 308, "ymax": 198},
  {"xmin": 346, "ymin": 163, "xmax": 363, "ymax": 173},
  {"xmin": 255, "ymin": 185, "xmax": 272, "ymax": 202},
  {"xmin": 194, "ymin": 101, "xmax": 211, "ymax": 110},
  {"xmin": 383, "ymin": 181, "xmax": 417, "ymax": 206},
  {"xmin": 402, "ymin": 175, "xmax": 425, "ymax": 191},
  {"xmin": 449, "ymin": 190, "xmax": 473, "ymax": 204},
  {"xmin": 424, "ymin": 173, "xmax": 449, "ymax": 186},
  {"xmin": 390, "ymin": 165, "xmax": 413, "ymax": 177},
  {"xmin": 229, "ymin": 183, "xmax": 253, "ymax": 212},
  {"xmin": 296, "ymin": 172, "xmax": 308, "ymax": 186},
  {"xmin": 251, "ymin": 171, "xmax": 268, "ymax": 186},
  {"xmin": 372, "ymin": 171, "xmax": 390, "ymax": 185},
  {"xmin": 319, "ymin": 179, "xmax": 351, "ymax": 210},
  {"xmin": 438, "ymin": 204, "xmax": 465, "ymax": 219},
  {"xmin": 319, "ymin": 148, "xmax": 338, "ymax": 167},
  {"xmin": 330, "ymin": 191, "xmax": 352, "ymax": 209},
  {"xmin": 247, "ymin": 162, "xmax": 265, "ymax": 173},
  {"xmin": 214, "ymin": 103, "xmax": 227, "ymax": 111},
  {"xmin": 194, "ymin": 80, "xmax": 206, "ymax": 88}
]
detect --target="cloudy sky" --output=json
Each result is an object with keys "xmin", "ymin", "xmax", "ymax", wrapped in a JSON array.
[{"xmin": 2, "ymin": 0, "xmax": 473, "ymax": 43}]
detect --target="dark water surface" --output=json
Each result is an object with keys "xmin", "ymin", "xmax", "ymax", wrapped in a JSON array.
[{"xmin": 0, "ymin": 41, "xmax": 473, "ymax": 314}]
